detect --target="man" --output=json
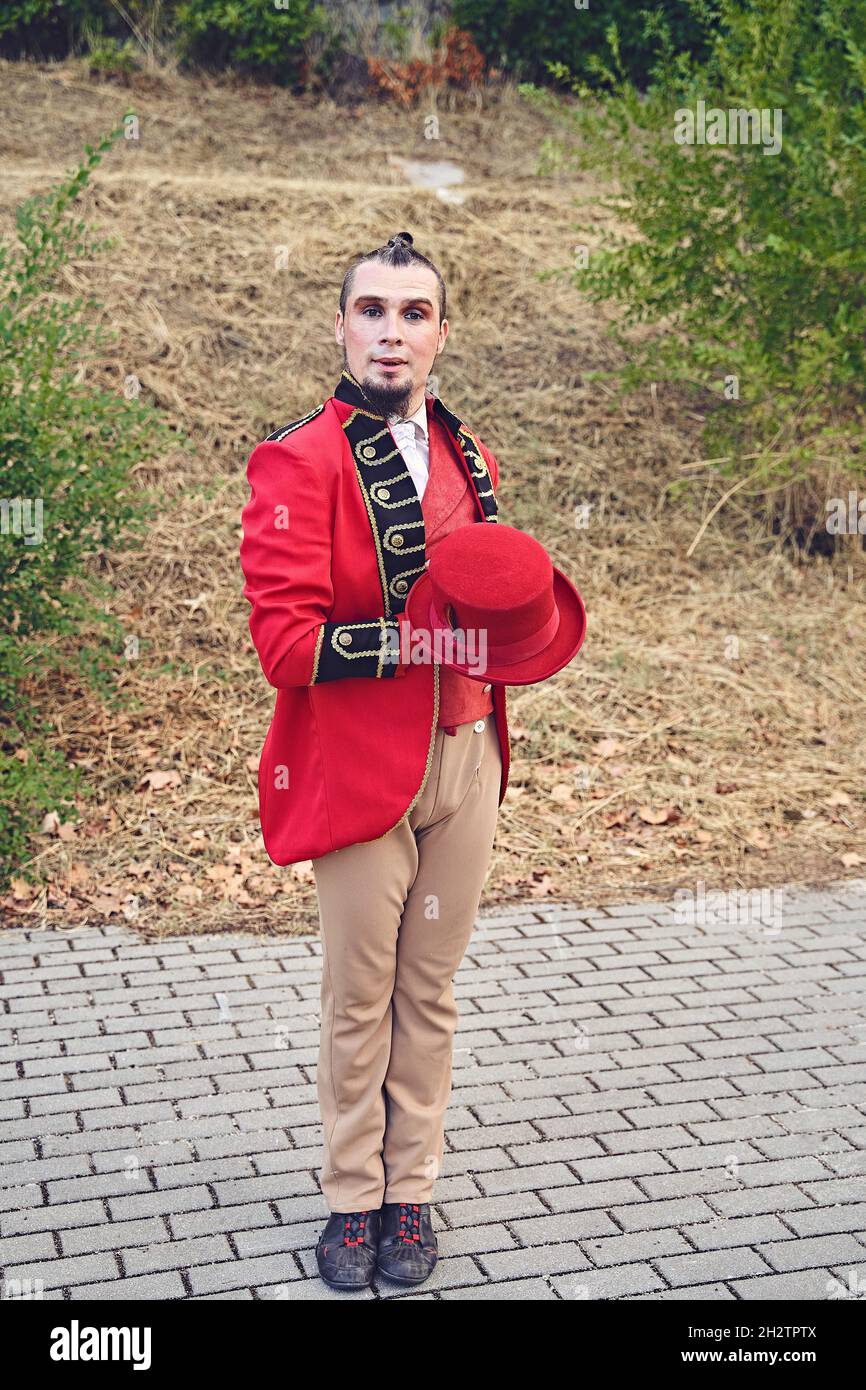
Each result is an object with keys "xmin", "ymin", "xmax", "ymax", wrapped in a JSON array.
[{"xmin": 240, "ymin": 231, "xmax": 509, "ymax": 1291}]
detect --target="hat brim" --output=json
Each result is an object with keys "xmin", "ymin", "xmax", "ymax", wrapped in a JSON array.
[{"xmin": 403, "ymin": 565, "xmax": 587, "ymax": 686}]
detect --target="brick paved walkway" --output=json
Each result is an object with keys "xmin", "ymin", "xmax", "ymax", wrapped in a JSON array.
[{"xmin": 2, "ymin": 879, "xmax": 866, "ymax": 1301}]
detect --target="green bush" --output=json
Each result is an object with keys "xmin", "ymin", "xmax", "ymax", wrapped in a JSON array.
[
  {"xmin": 83, "ymin": 33, "xmax": 140, "ymax": 75},
  {"xmin": 0, "ymin": 735, "xmax": 82, "ymax": 894},
  {"xmin": 0, "ymin": 1, "xmax": 121, "ymax": 59},
  {"xmin": 0, "ymin": 120, "xmax": 182, "ymax": 890},
  {"xmin": 523, "ymin": 0, "xmax": 866, "ymax": 535},
  {"xmin": 173, "ymin": 0, "xmax": 327, "ymax": 82},
  {"xmin": 1, "ymin": 1, "xmax": 329, "ymax": 82},
  {"xmin": 451, "ymin": 0, "xmax": 708, "ymax": 88}
]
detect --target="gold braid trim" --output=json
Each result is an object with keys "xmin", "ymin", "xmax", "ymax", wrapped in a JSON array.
[
  {"xmin": 309, "ymin": 624, "xmax": 325, "ymax": 685},
  {"xmin": 343, "ymin": 411, "xmax": 393, "ymax": 618}
]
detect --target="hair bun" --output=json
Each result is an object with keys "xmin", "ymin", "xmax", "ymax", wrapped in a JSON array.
[{"xmin": 387, "ymin": 231, "xmax": 414, "ymax": 248}]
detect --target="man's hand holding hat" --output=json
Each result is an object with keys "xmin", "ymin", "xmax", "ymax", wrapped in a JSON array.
[{"xmin": 402, "ymin": 523, "xmax": 586, "ymax": 687}]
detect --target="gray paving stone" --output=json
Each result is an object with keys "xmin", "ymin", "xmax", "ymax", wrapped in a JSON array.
[
  {"xmin": 587, "ymin": 1227, "xmax": 699, "ymax": 1269},
  {"xmin": 782, "ymin": 1202, "xmax": 866, "ymax": 1238},
  {"xmin": 610, "ymin": 1196, "xmax": 716, "ymax": 1230},
  {"xmin": 629, "ymin": 1282, "xmax": 737, "ymax": 1300},
  {"xmin": 706, "ymin": 1183, "xmax": 837, "ymax": 1218},
  {"xmin": 728, "ymin": 1268, "xmax": 842, "ymax": 1299},
  {"xmin": 0, "ymin": 1230, "xmax": 58, "ymax": 1264},
  {"xmin": 509, "ymin": 1209, "xmax": 620, "ymax": 1243},
  {"xmin": 478, "ymin": 1241, "xmax": 591, "ymax": 1278},
  {"xmin": 2, "ymin": 880, "xmax": 864, "ymax": 1300},
  {"xmin": 680, "ymin": 1214, "xmax": 793, "ymax": 1248},
  {"xmin": 2, "ymin": 1198, "xmax": 106, "ymax": 1237},
  {"xmin": 437, "ymin": 1192, "xmax": 548, "ymax": 1226},
  {"xmin": 123, "ymin": 1233, "xmax": 234, "ymax": 1275},
  {"xmin": 107, "ymin": 1185, "xmax": 214, "ymax": 1221},
  {"xmin": 170, "ymin": 1203, "xmax": 279, "ymax": 1239},
  {"xmin": 476, "ymin": 1162, "xmax": 576, "ymax": 1195},
  {"xmin": 59, "ymin": 1217, "xmax": 167, "ymax": 1256},
  {"xmin": 654, "ymin": 1245, "xmax": 774, "ymax": 1286},
  {"xmin": 756, "ymin": 1232, "xmax": 866, "ymax": 1271},
  {"xmin": 550, "ymin": 1263, "xmax": 667, "ymax": 1299},
  {"xmin": 1, "ymin": 1251, "xmax": 118, "ymax": 1291},
  {"xmin": 72, "ymin": 1270, "xmax": 188, "ymax": 1299}
]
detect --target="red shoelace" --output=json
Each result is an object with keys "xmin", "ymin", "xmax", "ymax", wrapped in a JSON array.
[
  {"xmin": 342, "ymin": 1210, "xmax": 369, "ymax": 1245},
  {"xmin": 398, "ymin": 1202, "xmax": 422, "ymax": 1243}
]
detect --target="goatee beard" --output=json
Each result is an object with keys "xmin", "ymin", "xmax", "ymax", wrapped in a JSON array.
[{"xmin": 357, "ymin": 373, "xmax": 414, "ymax": 419}]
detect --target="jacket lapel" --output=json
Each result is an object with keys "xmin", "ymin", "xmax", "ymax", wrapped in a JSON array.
[{"xmin": 333, "ymin": 368, "xmax": 498, "ymax": 619}]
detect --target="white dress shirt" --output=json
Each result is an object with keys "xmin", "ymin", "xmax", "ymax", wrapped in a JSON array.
[{"xmin": 388, "ymin": 399, "xmax": 430, "ymax": 501}]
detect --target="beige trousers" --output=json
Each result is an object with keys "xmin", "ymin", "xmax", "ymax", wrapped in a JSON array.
[{"xmin": 311, "ymin": 714, "xmax": 502, "ymax": 1211}]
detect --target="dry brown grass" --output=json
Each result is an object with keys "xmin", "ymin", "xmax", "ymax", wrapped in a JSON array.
[{"xmin": 1, "ymin": 59, "xmax": 864, "ymax": 939}]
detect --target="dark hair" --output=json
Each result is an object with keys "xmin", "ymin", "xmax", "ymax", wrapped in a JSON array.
[{"xmin": 339, "ymin": 231, "xmax": 446, "ymax": 324}]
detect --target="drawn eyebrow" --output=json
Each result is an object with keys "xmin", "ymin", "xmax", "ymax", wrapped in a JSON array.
[{"xmin": 354, "ymin": 295, "xmax": 434, "ymax": 309}]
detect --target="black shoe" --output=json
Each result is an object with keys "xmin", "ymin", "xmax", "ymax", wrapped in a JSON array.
[
  {"xmin": 315, "ymin": 1208, "xmax": 381, "ymax": 1290},
  {"xmin": 376, "ymin": 1201, "xmax": 438, "ymax": 1284}
]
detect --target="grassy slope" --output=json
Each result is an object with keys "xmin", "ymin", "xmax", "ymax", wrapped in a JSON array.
[{"xmin": 1, "ymin": 60, "xmax": 864, "ymax": 937}]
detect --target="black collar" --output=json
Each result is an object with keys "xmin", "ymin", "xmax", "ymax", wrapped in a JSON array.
[
  {"xmin": 333, "ymin": 367, "xmax": 389, "ymax": 416},
  {"xmin": 333, "ymin": 366, "xmax": 484, "ymax": 450},
  {"xmin": 332, "ymin": 366, "xmax": 499, "ymax": 613}
]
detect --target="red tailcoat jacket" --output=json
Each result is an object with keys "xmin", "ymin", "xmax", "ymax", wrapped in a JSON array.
[{"xmin": 239, "ymin": 368, "xmax": 511, "ymax": 865}]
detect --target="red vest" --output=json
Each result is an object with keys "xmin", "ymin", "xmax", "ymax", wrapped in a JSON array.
[{"xmin": 422, "ymin": 409, "xmax": 495, "ymax": 733}]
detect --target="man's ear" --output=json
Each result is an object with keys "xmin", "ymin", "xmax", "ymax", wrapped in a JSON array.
[{"xmin": 334, "ymin": 310, "xmax": 344, "ymax": 346}]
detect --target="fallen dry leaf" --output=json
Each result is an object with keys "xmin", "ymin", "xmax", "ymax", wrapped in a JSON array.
[
  {"xmin": 246, "ymin": 875, "xmax": 281, "ymax": 899},
  {"xmin": 126, "ymin": 861, "xmax": 152, "ymax": 878},
  {"xmin": 595, "ymin": 738, "xmax": 623, "ymax": 759},
  {"xmin": 745, "ymin": 829, "xmax": 770, "ymax": 850},
  {"xmin": 88, "ymin": 895, "xmax": 124, "ymax": 915},
  {"xmin": 637, "ymin": 804, "xmax": 680, "ymax": 825},
  {"xmin": 824, "ymin": 791, "xmax": 852, "ymax": 807},
  {"xmin": 528, "ymin": 874, "xmax": 556, "ymax": 898},
  {"xmin": 205, "ymin": 864, "xmax": 237, "ymax": 883},
  {"xmin": 137, "ymin": 769, "xmax": 182, "ymax": 791}
]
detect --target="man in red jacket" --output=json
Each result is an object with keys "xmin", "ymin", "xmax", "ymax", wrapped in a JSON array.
[{"xmin": 240, "ymin": 231, "xmax": 508, "ymax": 1291}]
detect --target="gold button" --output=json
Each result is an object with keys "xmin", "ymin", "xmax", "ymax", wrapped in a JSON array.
[
  {"xmin": 483, "ymin": 684, "xmax": 492, "ymax": 692},
  {"xmin": 393, "ymin": 534, "xmax": 403, "ymax": 547},
  {"xmin": 376, "ymin": 487, "xmax": 390, "ymax": 500},
  {"xmin": 395, "ymin": 580, "xmax": 407, "ymax": 594},
  {"xmin": 362, "ymin": 445, "xmax": 376, "ymax": 459},
  {"xmin": 338, "ymin": 631, "xmax": 352, "ymax": 646}
]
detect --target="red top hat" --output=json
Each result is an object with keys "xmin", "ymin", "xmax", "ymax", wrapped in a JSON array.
[{"xmin": 404, "ymin": 523, "xmax": 587, "ymax": 686}]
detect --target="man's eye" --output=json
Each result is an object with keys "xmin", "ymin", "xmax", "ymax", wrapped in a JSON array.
[{"xmin": 359, "ymin": 306, "xmax": 423, "ymax": 319}]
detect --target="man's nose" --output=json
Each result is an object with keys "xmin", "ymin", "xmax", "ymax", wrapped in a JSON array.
[{"xmin": 380, "ymin": 315, "xmax": 403, "ymax": 342}]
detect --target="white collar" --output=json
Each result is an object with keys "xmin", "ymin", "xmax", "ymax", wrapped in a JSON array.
[{"xmin": 388, "ymin": 397, "xmax": 429, "ymax": 439}]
